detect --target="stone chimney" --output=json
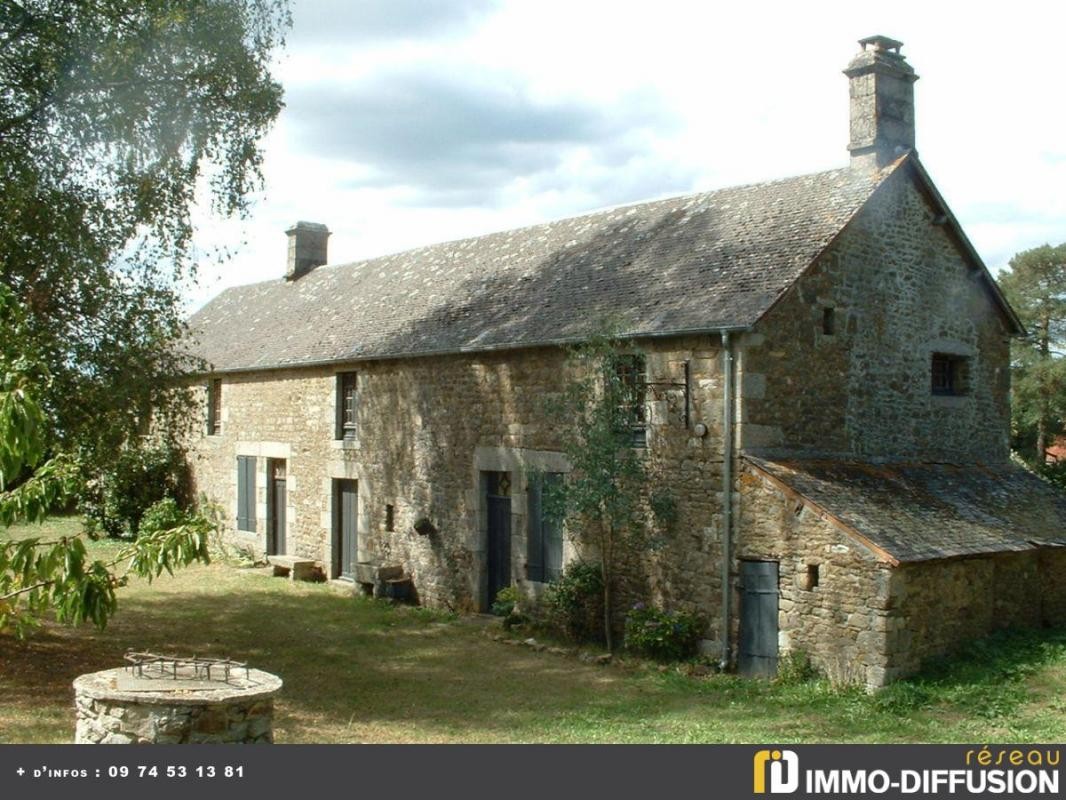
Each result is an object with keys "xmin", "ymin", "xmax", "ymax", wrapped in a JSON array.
[
  {"xmin": 285, "ymin": 221, "xmax": 330, "ymax": 280},
  {"xmin": 844, "ymin": 35, "xmax": 918, "ymax": 169}
]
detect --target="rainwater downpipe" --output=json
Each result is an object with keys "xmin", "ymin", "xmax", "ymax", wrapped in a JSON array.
[{"xmin": 719, "ymin": 329, "xmax": 735, "ymax": 671}]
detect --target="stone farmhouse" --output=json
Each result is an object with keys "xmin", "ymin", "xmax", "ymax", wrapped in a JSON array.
[{"xmin": 186, "ymin": 37, "xmax": 1066, "ymax": 687}]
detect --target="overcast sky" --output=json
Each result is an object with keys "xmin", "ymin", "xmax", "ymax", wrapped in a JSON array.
[{"xmin": 185, "ymin": 0, "xmax": 1066, "ymax": 310}]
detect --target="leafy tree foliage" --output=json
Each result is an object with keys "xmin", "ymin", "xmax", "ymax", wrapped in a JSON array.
[
  {"xmin": 998, "ymin": 243, "xmax": 1066, "ymax": 463},
  {"xmin": 0, "ymin": 1, "xmax": 289, "ymax": 633},
  {"xmin": 84, "ymin": 440, "xmax": 192, "ymax": 538},
  {"xmin": 543, "ymin": 334, "xmax": 649, "ymax": 652},
  {"xmin": 0, "ymin": 0, "xmax": 290, "ymax": 472},
  {"xmin": 0, "ymin": 507, "xmax": 212, "ymax": 638},
  {"xmin": 0, "ymin": 290, "xmax": 212, "ymax": 636}
]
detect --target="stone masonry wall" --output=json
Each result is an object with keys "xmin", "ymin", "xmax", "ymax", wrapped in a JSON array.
[
  {"xmin": 737, "ymin": 462, "xmax": 894, "ymax": 687},
  {"xmin": 72, "ymin": 667, "xmax": 280, "ymax": 744},
  {"xmin": 1039, "ymin": 549, "xmax": 1066, "ymax": 625},
  {"xmin": 886, "ymin": 552, "xmax": 1051, "ymax": 678},
  {"xmin": 738, "ymin": 460, "xmax": 1066, "ymax": 685},
  {"xmin": 75, "ymin": 695, "xmax": 274, "ymax": 744},
  {"xmin": 739, "ymin": 169, "xmax": 1011, "ymax": 462},
  {"xmin": 189, "ymin": 336, "xmax": 732, "ymax": 625}
]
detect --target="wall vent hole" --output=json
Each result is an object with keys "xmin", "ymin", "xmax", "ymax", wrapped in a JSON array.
[
  {"xmin": 822, "ymin": 307, "xmax": 836, "ymax": 335},
  {"xmin": 803, "ymin": 564, "xmax": 821, "ymax": 591}
]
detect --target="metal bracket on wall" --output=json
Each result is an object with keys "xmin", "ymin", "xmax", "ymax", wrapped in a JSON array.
[{"xmin": 645, "ymin": 360, "xmax": 691, "ymax": 429}]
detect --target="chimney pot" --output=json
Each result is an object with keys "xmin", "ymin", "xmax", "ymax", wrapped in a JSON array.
[
  {"xmin": 285, "ymin": 221, "xmax": 330, "ymax": 280},
  {"xmin": 844, "ymin": 35, "xmax": 918, "ymax": 169}
]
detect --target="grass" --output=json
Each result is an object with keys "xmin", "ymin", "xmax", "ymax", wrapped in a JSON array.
[{"xmin": 2, "ymin": 517, "xmax": 1066, "ymax": 743}]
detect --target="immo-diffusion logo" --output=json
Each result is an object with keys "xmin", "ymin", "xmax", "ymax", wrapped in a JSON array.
[
  {"xmin": 754, "ymin": 749, "xmax": 800, "ymax": 794},
  {"xmin": 751, "ymin": 746, "xmax": 1061, "ymax": 795}
]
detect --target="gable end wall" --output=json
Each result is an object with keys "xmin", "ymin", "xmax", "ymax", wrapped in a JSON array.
[{"xmin": 739, "ymin": 170, "xmax": 1011, "ymax": 461}]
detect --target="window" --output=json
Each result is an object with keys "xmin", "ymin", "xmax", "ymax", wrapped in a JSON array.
[
  {"xmin": 613, "ymin": 353, "xmax": 647, "ymax": 448},
  {"xmin": 206, "ymin": 378, "xmax": 222, "ymax": 435},
  {"xmin": 527, "ymin": 473, "xmax": 563, "ymax": 583},
  {"xmin": 385, "ymin": 504, "xmax": 395, "ymax": 532},
  {"xmin": 335, "ymin": 372, "xmax": 358, "ymax": 440},
  {"xmin": 236, "ymin": 455, "xmax": 256, "ymax": 532},
  {"xmin": 931, "ymin": 353, "xmax": 968, "ymax": 396},
  {"xmin": 822, "ymin": 307, "xmax": 836, "ymax": 335}
]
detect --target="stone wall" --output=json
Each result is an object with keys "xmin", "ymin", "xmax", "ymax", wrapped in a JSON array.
[
  {"xmin": 737, "ymin": 461, "xmax": 894, "ymax": 687},
  {"xmin": 75, "ymin": 696, "xmax": 275, "ymax": 744},
  {"xmin": 738, "ymin": 461, "xmax": 1066, "ymax": 686},
  {"xmin": 73, "ymin": 668, "xmax": 280, "ymax": 744},
  {"xmin": 738, "ymin": 168, "xmax": 1012, "ymax": 462},
  {"xmin": 1039, "ymin": 549, "xmax": 1066, "ymax": 624},
  {"xmin": 189, "ymin": 337, "xmax": 732, "ymax": 620},
  {"xmin": 886, "ymin": 551, "xmax": 1052, "ymax": 678}
]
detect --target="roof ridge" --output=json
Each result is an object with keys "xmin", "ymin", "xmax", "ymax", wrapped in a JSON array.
[
  {"xmin": 189, "ymin": 160, "xmax": 894, "ymax": 370},
  {"xmin": 219, "ymin": 163, "xmax": 867, "ymax": 293}
]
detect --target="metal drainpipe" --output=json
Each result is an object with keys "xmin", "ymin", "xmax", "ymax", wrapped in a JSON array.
[{"xmin": 719, "ymin": 329, "xmax": 735, "ymax": 671}]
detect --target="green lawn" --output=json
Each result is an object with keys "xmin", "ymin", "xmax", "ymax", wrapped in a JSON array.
[{"xmin": 2, "ymin": 517, "xmax": 1065, "ymax": 743}]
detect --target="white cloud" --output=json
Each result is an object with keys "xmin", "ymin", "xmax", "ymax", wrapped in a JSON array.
[{"xmin": 185, "ymin": 0, "xmax": 1066, "ymax": 311}]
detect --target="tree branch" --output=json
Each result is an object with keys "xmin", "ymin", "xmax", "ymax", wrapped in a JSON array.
[{"xmin": 0, "ymin": 578, "xmax": 52, "ymax": 602}]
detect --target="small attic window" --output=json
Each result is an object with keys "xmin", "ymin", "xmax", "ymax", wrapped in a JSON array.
[
  {"xmin": 931, "ymin": 353, "xmax": 969, "ymax": 396},
  {"xmin": 822, "ymin": 307, "xmax": 836, "ymax": 335}
]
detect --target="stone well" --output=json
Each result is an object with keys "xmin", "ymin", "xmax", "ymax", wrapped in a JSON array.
[{"xmin": 73, "ymin": 657, "xmax": 282, "ymax": 744}]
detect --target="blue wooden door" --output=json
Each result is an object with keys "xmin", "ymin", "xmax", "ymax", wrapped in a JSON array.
[{"xmin": 739, "ymin": 560, "xmax": 779, "ymax": 677}]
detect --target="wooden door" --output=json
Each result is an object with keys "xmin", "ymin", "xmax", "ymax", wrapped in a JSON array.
[
  {"xmin": 739, "ymin": 560, "xmax": 779, "ymax": 677},
  {"xmin": 333, "ymin": 479, "xmax": 358, "ymax": 579},
  {"xmin": 485, "ymin": 471, "xmax": 511, "ymax": 610},
  {"xmin": 267, "ymin": 460, "xmax": 287, "ymax": 555}
]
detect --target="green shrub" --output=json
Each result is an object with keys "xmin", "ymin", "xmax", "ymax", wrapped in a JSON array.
[
  {"xmin": 491, "ymin": 585, "xmax": 519, "ymax": 617},
  {"xmin": 775, "ymin": 649, "xmax": 820, "ymax": 685},
  {"xmin": 623, "ymin": 604, "xmax": 703, "ymax": 661},
  {"xmin": 543, "ymin": 561, "xmax": 604, "ymax": 644},
  {"xmin": 82, "ymin": 441, "xmax": 192, "ymax": 538},
  {"xmin": 137, "ymin": 497, "xmax": 188, "ymax": 536}
]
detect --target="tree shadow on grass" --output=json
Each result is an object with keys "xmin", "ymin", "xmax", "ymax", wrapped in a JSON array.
[
  {"xmin": 4, "ymin": 568, "xmax": 1065, "ymax": 743},
  {"xmin": 872, "ymin": 626, "xmax": 1066, "ymax": 720}
]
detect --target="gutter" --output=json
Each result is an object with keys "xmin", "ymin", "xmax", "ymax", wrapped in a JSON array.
[
  {"xmin": 719, "ymin": 329, "xmax": 736, "ymax": 671},
  {"xmin": 184, "ymin": 323, "xmax": 754, "ymax": 378}
]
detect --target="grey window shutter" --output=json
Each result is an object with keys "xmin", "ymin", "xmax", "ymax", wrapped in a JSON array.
[
  {"xmin": 236, "ymin": 457, "xmax": 248, "ymax": 530},
  {"xmin": 205, "ymin": 382, "xmax": 213, "ymax": 435},
  {"xmin": 526, "ymin": 477, "xmax": 544, "ymax": 582},
  {"xmin": 237, "ymin": 456, "xmax": 256, "ymax": 531},
  {"xmin": 245, "ymin": 457, "xmax": 257, "ymax": 531},
  {"xmin": 543, "ymin": 473, "xmax": 563, "ymax": 581}
]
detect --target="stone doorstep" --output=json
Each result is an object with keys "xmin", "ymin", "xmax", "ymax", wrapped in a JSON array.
[{"xmin": 266, "ymin": 555, "xmax": 320, "ymax": 582}]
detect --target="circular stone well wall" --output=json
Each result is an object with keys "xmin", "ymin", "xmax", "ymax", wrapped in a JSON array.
[{"xmin": 74, "ymin": 667, "xmax": 282, "ymax": 744}]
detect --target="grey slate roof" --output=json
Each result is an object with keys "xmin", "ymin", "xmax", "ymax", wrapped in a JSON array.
[
  {"xmin": 188, "ymin": 161, "xmax": 900, "ymax": 371},
  {"xmin": 747, "ymin": 457, "xmax": 1066, "ymax": 563}
]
